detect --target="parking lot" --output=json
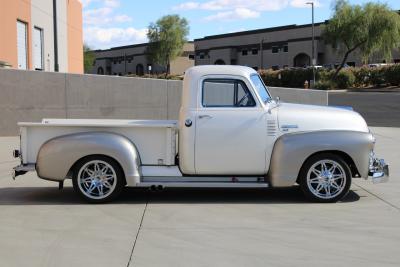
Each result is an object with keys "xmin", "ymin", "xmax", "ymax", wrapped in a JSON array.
[{"xmin": 0, "ymin": 127, "xmax": 399, "ymax": 267}]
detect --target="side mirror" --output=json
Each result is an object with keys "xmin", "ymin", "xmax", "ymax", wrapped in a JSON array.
[{"xmin": 267, "ymin": 96, "xmax": 281, "ymax": 113}]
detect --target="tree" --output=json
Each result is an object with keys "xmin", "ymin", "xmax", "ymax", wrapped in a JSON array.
[
  {"xmin": 323, "ymin": 0, "xmax": 400, "ymax": 77},
  {"xmin": 83, "ymin": 43, "xmax": 95, "ymax": 73},
  {"xmin": 147, "ymin": 15, "xmax": 189, "ymax": 75}
]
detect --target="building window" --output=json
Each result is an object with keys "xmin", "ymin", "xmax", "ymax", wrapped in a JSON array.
[
  {"xmin": 242, "ymin": 50, "xmax": 248, "ymax": 56},
  {"xmin": 272, "ymin": 46, "xmax": 279, "ymax": 54},
  {"xmin": 17, "ymin": 20, "xmax": 28, "ymax": 70},
  {"xmin": 97, "ymin": 67, "xmax": 104, "ymax": 75},
  {"xmin": 283, "ymin": 44, "xmax": 288, "ymax": 53},
  {"xmin": 127, "ymin": 58, "xmax": 132, "ymax": 63},
  {"xmin": 118, "ymin": 60, "xmax": 122, "ymax": 64},
  {"xmin": 33, "ymin": 27, "xmax": 44, "ymax": 70},
  {"xmin": 347, "ymin": 62, "xmax": 356, "ymax": 67},
  {"xmin": 113, "ymin": 60, "xmax": 117, "ymax": 64},
  {"xmin": 230, "ymin": 59, "xmax": 237, "ymax": 65},
  {"xmin": 189, "ymin": 54, "xmax": 195, "ymax": 60},
  {"xmin": 252, "ymin": 49, "xmax": 258, "ymax": 55},
  {"xmin": 199, "ymin": 53, "xmax": 205, "ymax": 59}
]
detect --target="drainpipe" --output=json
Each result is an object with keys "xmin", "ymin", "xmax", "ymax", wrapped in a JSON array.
[
  {"xmin": 260, "ymin": 38, "xmax": 264, "ymax": 70},
  {"xmin": 53, "ymin": 0, "xmax": 59, "ymax": 72}
]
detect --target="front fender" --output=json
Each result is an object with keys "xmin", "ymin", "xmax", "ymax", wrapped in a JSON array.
[
  {"xmin": 268, "ymin": 130, "xmax": 374, "ymax": 187},
  {"xmin": 36, "ymin": 132, "xmax": 141, "ymax": 186}
]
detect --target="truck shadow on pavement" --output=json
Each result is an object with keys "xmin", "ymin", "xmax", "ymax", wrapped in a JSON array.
[{"xmin": 0, "ymin": 186, "xmax": 362, "ymax": 205}]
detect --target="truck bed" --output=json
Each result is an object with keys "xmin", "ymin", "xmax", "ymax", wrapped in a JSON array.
[{"xmin": 19, "ymin": 119, "xmax": 178, "ymax": 166}]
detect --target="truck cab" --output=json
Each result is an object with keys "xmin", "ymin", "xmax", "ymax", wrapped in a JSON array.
[{"xmin": 179, "ymin": 66, "xmax": 277, "ymax": 176}]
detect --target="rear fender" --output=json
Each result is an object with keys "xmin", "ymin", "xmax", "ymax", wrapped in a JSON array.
[{"xmin": 36, "ymin": 132, "xmax": 142, "ymax": 186}]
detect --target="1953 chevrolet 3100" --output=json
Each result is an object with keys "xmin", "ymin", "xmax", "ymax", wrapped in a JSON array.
[{"xmin": 12, "ymin": 65, "xmax": 389, "ymax": 203}]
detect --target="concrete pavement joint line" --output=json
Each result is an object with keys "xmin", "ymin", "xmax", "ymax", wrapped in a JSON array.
[
  {"xmin": 126, "ymin": 194, "xmax": 149, "ymax": 267},
  {"xmin": 354, "ymin": 183, "xmax": 400, "ymax": 211}
]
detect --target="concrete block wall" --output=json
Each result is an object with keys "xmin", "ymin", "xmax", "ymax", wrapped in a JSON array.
[{"xmin": 0, "ymin": 68, "xmax": 327, "ymax": 136}]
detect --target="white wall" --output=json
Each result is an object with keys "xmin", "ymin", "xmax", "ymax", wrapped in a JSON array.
[{"xmin": 31, "ymin": 0, "xmax": 55, "ymax": 72}]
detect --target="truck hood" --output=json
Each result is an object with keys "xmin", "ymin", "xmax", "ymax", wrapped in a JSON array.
[{"xmin": 277, "ymin": 103, "xmax": 369, "ymax": 133}]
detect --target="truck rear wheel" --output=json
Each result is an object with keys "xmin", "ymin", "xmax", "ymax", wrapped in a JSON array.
[
  {"xmin": 72, "ymin": 156, "xmax": 125, "ymax": 203},
  {"xmin": 299, "ymin": 153, "xmax": 351, "ymax": 203}
]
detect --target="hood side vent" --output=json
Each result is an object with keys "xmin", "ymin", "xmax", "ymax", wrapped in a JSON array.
[{"xmin": 267, "ymin": 120, "xmax": 277, "ymax": 136}]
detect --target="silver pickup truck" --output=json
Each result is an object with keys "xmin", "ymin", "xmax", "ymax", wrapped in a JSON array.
[{"xmin": 12, "ymin": 65, "xmax": 389, "ymax": 203}]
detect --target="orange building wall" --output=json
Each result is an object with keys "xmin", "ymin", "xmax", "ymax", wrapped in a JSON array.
[
  {"xmin": 0, "ymin": 0, "xmax": 32, "ymax": 69},
  {"xmin": 67, "ymin": 0, "xmax": 83, "ymax": 73}
]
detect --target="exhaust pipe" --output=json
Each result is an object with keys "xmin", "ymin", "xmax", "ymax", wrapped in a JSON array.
[{"xmin": 150, "ymin": 185, "xmax": 157, "ymax": 191}]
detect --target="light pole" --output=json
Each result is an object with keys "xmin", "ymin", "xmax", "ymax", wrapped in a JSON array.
[{"xmin": 306, "ymin": 1, "xmax": 315, "ymax": 87}]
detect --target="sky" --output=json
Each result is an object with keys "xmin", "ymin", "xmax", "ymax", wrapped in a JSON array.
[{"xmin": 82, "ymin": 0, "xmax": 400, "ymax": 49}]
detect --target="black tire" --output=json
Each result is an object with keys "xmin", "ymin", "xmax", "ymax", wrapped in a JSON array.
[
  {"xmin": 72, "ymin": 155, "xmax": 125, "ymax": 203},
  {"xmin": 299, "ymin": 153, "xmax": 352, "ymax": 203}
]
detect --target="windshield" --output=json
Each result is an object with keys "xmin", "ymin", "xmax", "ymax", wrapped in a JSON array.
[{"xmin": 250, "ymin": 74, "xmax": 271, "ymax": 104}]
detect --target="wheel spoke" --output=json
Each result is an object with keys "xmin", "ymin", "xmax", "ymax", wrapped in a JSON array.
[
  {"xmin": 87, "ymin": 182, "xmax": 96, "ymax": 194},
  {"xmin": 316, "ymin": 183, "xmax": 324, "ymax": 192},
  {"xmin": 325, "ymin": 185, "xmax": 331, "ymax": 196},
  {"xmin": 98, "ymin": 184, "xmax": 104, "ymax": 196},
  {"xmin": 103, "ymin": 181, "xmax": 113, "ymax": 188}
]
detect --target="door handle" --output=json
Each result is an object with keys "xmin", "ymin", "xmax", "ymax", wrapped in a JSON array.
[{"xmin": 198, "ymin": 115, "xmax": 212, "ymax": 119}]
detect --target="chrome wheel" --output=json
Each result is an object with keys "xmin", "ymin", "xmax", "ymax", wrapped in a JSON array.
[
  {"xmin": 77, "ymin": 160, "xmax": 117, "ymax": 200},
  {"xmin": 306, "ymin": 159, "xmax": 346, "ymax": 200}
]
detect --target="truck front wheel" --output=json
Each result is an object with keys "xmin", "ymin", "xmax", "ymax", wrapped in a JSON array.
[
  {"xmin": 299, "ymin": 153, "xmax": 351, "ymax": 203},
  {"xmin": 72, "ymin": 156, "xmax": 125, "ymax": 203}
]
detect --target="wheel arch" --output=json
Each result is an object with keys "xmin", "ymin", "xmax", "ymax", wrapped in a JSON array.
[
  {"xmin": 296, "ymin": 150, "xmax": 360, "ymax": 184},
  {"xmin": 36, "ymin": 132, "xmax": 142, "ymax": 186},
  {"xmin": 268, "ymin": 130, "xmax": 374, "ymax": 187}
]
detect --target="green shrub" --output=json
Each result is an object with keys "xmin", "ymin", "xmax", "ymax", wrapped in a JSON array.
[
  {"xmin": 315, "ymin": 80, "xmax": 334, "ymax": 90},
  {"xmin": 385, "ymin": 64, "xmax": 400, "ymax": 86},
  {"xmin": 332, "ymin": 69, "xmax": 355, "ymax": 89},
  {"xmin": 369, "ymin": 67, "xmax": 387, "ymax": 87},
  {"xmin": 259, "ymin": 69, "xmax": 281, "ymax": 87},
  {"xmin": 352, "ymin": 67, "xmax": 371, "ymax": 87}
]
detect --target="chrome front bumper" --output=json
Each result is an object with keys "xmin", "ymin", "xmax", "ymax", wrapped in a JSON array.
[{"xmin": 368, "ymin": 153, "xmax": 389, "ymax": 184}]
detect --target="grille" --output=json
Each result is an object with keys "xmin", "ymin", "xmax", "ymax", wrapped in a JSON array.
[{"xmin": 267, "ymin": 120, "xmax": 277, "ymax": 136}]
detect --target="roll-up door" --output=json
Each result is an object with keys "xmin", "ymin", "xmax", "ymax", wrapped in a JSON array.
[
  {"xmin": 17, "ymin": 21, "xmax": 28, "ymax": 70},
  {"xmin": 33, "ymin": 27, "xmax": 43, "ymax": 70}
]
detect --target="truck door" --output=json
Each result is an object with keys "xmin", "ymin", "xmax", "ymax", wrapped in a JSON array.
[{"xmin": 195, "ymin": 78, "xmax": 267, "ymax": 175}]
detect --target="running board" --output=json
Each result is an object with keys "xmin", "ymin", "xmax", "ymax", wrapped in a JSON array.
[{"xmin": 137, "ymin": 182, "xmax": 269, "ymax": 188}]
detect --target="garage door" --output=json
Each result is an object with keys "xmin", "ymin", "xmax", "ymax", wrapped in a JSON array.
[
  {"xmin": 33, "ymin": 27, "xmax": 43, "ymax": 70},
  {"xmin": 17, "ymin": 21, "xmax": 28, "ymax": 70}
]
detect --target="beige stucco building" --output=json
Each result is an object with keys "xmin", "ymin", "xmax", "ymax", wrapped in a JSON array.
[
  {"xmin": 194, "ymin": 22, "xmax": 400, "ymax": 70},
  {"xmin": 0, "ymin": 0, "xmax": 83, "ymax": 73},
  {"xmin": 90, "ymin": 42, "xmax": 195, "ymax": 76}
]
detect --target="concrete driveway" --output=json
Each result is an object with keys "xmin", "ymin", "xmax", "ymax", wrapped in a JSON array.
[{"xmin": 0, "ymin": 127, "xmax": 399, "ymax": 267}]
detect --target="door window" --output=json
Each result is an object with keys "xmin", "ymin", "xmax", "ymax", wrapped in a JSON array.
[{"xmin": 202, "ymin": 79, "xmax": 256, "ymax": 107}]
